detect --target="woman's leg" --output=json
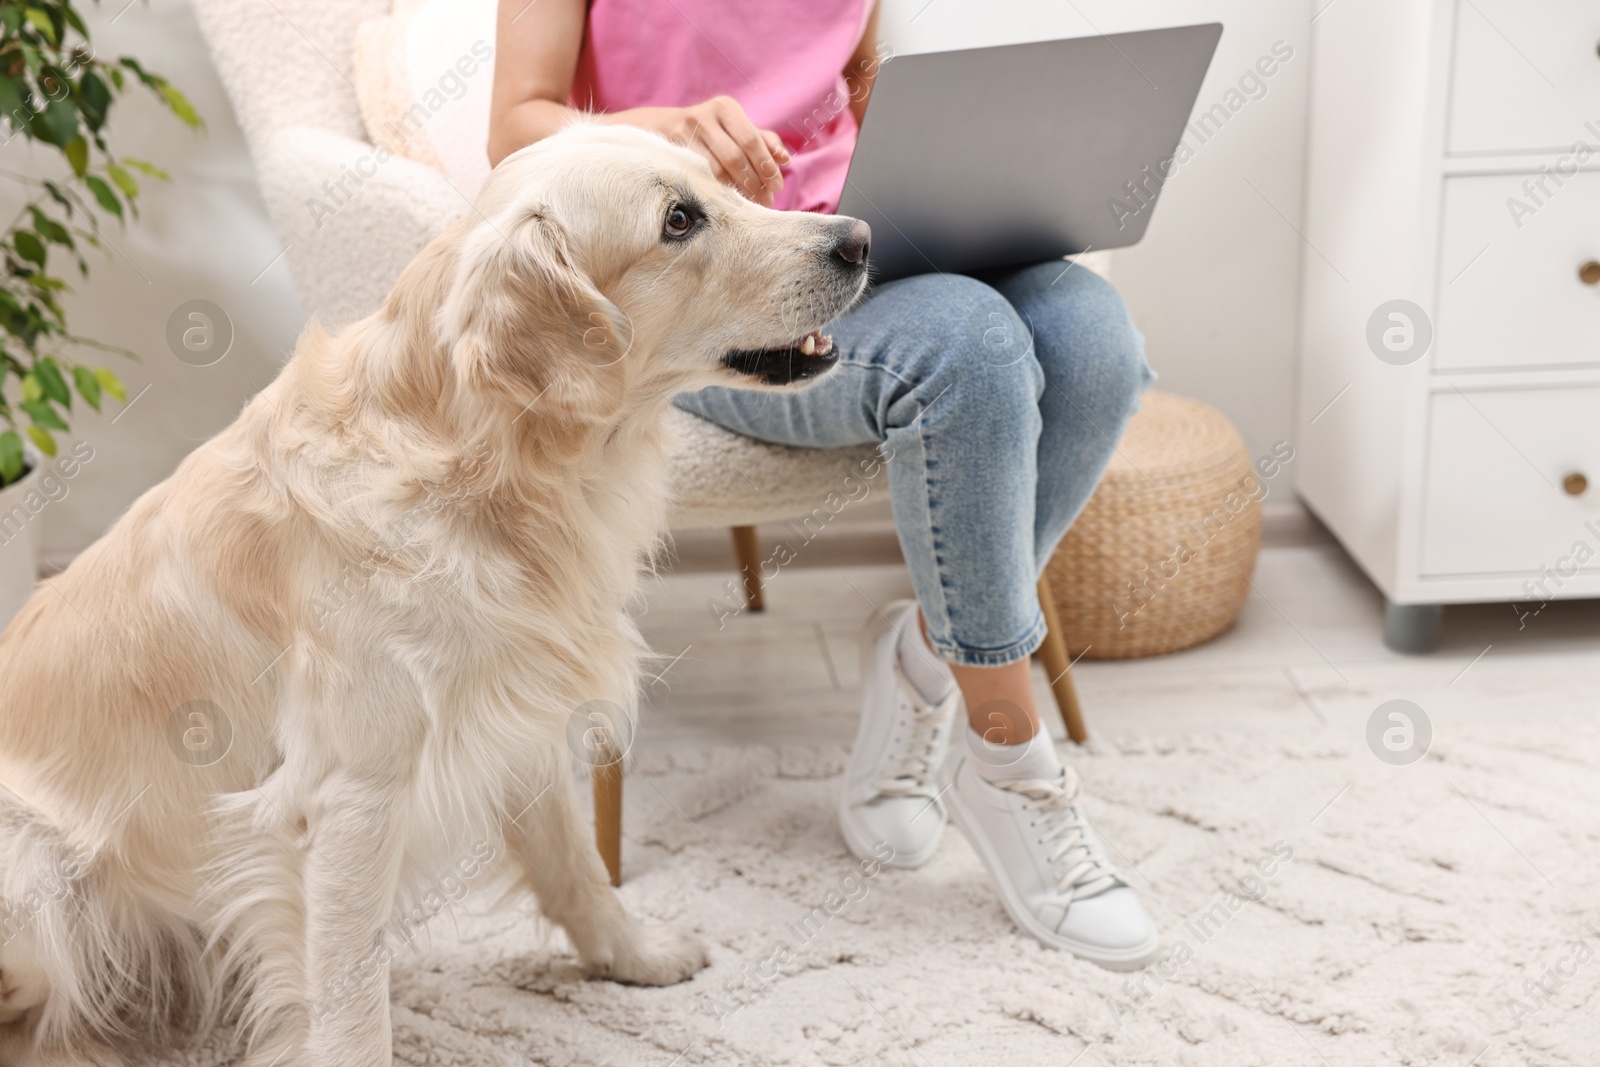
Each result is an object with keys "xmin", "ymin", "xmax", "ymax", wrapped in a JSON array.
[
  {"xmin": 676, "ymin": 271, "xmax": 1048, "ymax": 670},
  {"xmin": 944, "ymin": 261, "xmax": 1157, "ymax": 969},
  {"xmin": 677, "ymin": 264, "xmax": 1150, "ymax": 747},
  {"xmin": 960, "ymin": 260, "xmax": 1153, "ymax": 744},
  {"xmin": 907, "ymin": 262, "xmax": 1153, "ymax": 748},
  {"xmin": 677, "ymin": 273, "xmax": 1047, "ymax": 865},
  {"xmin": 674, "ymin": 266, "xmax": 1159, "ymax": 966},
  {"xmin": 982, "ymin": 260, "xmax": 1155, "ymax": 572}
]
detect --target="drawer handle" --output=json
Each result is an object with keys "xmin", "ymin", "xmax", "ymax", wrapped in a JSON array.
[
  {"xmin": 1564, "ymin": 472, "xmax": 1588, "ymax": 496},
  {"xmin": 1581, "ymin": 260, "xmax": 1600, "ymax": 285}
]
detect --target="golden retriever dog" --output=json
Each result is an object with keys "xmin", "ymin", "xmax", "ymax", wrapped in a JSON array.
[{"xmin": 0, "ymin": 123, "xmax": 870, "ymax": 1066}]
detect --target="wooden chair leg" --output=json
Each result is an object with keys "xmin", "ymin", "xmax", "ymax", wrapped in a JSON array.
[
  {"xmin": 1035, "ymin": 576, "xmax": 1088, "ymax": 744},
  {"xmin": 593, "ymin": 760, "xmax": 623, "ymax": 887},
  {"xmin": 730, "ymin": 524, "xmax": 765, "ymax": 612}
]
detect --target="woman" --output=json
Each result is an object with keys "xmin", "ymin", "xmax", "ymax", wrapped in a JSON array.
[{"xmin": 490, "ymin": 0, "xmax": 1160, "ymax": 969}]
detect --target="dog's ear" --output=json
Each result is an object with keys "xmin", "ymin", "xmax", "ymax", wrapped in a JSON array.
[{"xmin": 447, "ymin": 206, "xmax": 634, "ymax": 422}]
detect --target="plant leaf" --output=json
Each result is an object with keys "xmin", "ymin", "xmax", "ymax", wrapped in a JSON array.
[
  {"xmin": 0, "ymin": 78, "xmax": 23, "ymax": 130},
  {"xmin": 157, "ymin": 84, "xmax": 201, "ymax": 128},
  {"xmin": 42, "ymin": 181, "xmax": 73, "ymax": 217},
  {"xmin": 106, "ymin": 163, "xmax": 138, "ymax": 199},
  {"xmin": 14, "ymin": 232, "xmax": 46, "ymax": 266},
  {"xmin": 0, "ymin": 431, "xmax": 23, "ymax": 486},
  {"xmin": 64, "ymin": 134, "xmax": 88, "ymax": 176},
  {"xmin": 35, "ymin": 359, "xmax": 70, "ymax": 406},
  {"xmin": 24, "ymin": 8, "xmax": 56, "ymax": 43},
  {"xmin": 72, "ymin": 365, "xmax": 100, "ymax": 411},
  {"xmin": 94, "ymin": 368, "xmax": 126, "ymax": 402},
  {"xmin": 79, "ymin": 72, "xmax": 111, "ymax": 131},
  {"xmin": 29, "ymin": 98, "xmax": 78, "ymax": 146},
  {"xmin": 121, "ymin": 157, "xmax": 169, "ymax": 181},
  {"xmin": 83, "ymin": 175, "xmax": 122, "ymax": 218},
  {"xmin": 26, "ymin": 207, "xmax": 71, "ymax": 248},
  {"xmin": 21, "ymin": 400, "xmax": 68, "ymax": 431},
  {"xmin": 26, "ymin": 425, "xmax": 56, "ymax": 457},
  {"xmin": 0, "ymin": 26, "xmax": 195, "ymax": 452}
]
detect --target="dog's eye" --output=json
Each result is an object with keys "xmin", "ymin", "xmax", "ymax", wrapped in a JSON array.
[{"xmin": 664, "ymin": 204, "xmax": 697, "ymax": 240}]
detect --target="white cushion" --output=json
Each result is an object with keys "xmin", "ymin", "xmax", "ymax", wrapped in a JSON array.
[
  {"xmin": 352, "ymin": 0, "xmax": 497, "ymax": 200},
  {"xmin": 192, "ymin": 0, "xmax": 385, "ymax": 143},
  {"xmin": 664, "ymin": 409, "xmax": 881, "ymax": 529}
]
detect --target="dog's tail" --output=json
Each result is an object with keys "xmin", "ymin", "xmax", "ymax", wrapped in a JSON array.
[{"xmin": 0, "ymin": 789, "xmax": 209, "ymax": 1065}]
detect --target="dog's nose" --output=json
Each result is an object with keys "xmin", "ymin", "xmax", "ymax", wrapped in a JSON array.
[{"xmin": 832, "ymin": 218, "xmax": 871, "ymax": 265}]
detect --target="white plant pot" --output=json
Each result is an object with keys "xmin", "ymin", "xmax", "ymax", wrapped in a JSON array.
[{"xmin": 0, "ymin": 461, "xmax": 45, "ymax": 630}]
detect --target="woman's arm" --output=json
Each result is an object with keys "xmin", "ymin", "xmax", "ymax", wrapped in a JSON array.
[
  {"xmin": 486, "ymin": 0, "xmax": 589, "ymax": 165},
  {"xmin": 488, "ymin": 0, "xmax": 789, "ymax": 204},
  {"xmin": 844, "ymin": 1, "xmax": 881, "ymax": 128}
]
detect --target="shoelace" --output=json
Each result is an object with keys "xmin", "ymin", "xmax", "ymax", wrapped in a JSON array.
[
  {"xmin": 870, "ymin": 672, "xmax": 959, "ymax": 801},
  {"xmin": 999, "ymin": 766, "xmax": 1122, "ymax": 900}
]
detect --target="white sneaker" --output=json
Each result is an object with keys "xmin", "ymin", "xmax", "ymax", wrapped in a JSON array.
[
  {"xmin": 838, "ymin": 600, "xmax": 960, "ymax": 869},
  {"xmin": 946, "ymin": 753, "xmax": 1161, "ymax": 970}
]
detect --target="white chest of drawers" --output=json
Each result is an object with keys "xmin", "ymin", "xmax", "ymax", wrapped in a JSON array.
[{"xmin": 1296, "ymin": 0, "xmax": 1600, "ymax": 650}]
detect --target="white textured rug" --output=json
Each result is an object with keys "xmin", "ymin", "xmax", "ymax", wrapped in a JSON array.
[{"xmin": 167, "ymin": 721, "xmax": 1598, "ymax": 1066}]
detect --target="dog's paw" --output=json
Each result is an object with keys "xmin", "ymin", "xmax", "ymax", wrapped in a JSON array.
[{"xmin": 595, "ymin": 923, "xmax": 710, "ymax": 986}]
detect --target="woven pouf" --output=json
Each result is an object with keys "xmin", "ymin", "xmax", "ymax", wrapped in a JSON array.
[{"xmin": 1043, "ymin": 390, "xmax": 1265, "ymax": 659}]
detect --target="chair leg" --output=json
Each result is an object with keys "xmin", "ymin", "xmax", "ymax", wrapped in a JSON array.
[
  {"xmin": 592, "ymin": 761, "xmax": 623, "ymax": 887},
  {"xmin": 1035, "ymin": 576, "xmax": 1088, "ymax": 744},
  {"xmin": 730, "ymin": 524, "xmax": 765, "ymax": 612}
]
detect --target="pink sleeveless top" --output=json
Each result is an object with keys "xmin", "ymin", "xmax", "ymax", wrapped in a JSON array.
[{"xmin": 570, "ymin": 0, "xmax": 872, "ymax": 213}]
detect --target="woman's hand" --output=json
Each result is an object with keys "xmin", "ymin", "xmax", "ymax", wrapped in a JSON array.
[{"xmin": 630, "ymin": 97, "xmax": 791, "ymax": 206}]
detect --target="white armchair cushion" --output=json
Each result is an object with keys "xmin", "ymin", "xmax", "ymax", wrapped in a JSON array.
[
  {"xmin": 664, "ymin": 410, "xmax": 882, "ymax": 530},
  {"xmin": 257, "ymin": 125, "xmax": 467, "ymax": 328},
  {"xmin": 191, "ymin": 0, "xmax": 385, "ymax": 144},
  {"xmin": 352, "ymin": 0, "xmax": 498, "ymax": 201}
]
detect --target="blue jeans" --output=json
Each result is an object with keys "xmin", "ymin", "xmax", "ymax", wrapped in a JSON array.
[{"xmin": 675, "ymin": 261, "xmax": 1154, "ymax": 667}]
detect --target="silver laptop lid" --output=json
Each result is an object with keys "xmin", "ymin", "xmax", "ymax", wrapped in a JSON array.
[{"xmin": 837, "ymin": 23, "xmax": 1224, "ymax": 281}]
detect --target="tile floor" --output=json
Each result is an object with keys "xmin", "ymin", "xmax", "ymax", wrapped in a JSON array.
[{"xmin": 633, "ymin": 510, "xmax": 1600, "ymax": 755}]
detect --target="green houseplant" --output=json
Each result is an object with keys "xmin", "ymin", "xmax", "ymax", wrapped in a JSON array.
[{"xmin": 1, "ymin": 0, "xmax": 199, "ymax": 484}]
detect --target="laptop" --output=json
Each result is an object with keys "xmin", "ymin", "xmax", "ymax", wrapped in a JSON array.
[{"xmin": 837, "ymin": 24, "xmax": 1224, "ymax": 281}]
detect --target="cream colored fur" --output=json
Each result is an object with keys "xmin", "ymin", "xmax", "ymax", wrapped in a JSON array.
[{"xmin": 0, "ymin": 124, "xmax": 867, "ymax": 1067}]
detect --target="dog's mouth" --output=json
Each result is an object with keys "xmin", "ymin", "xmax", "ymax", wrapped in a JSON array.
[{"xmin": 722, "ymin": 329, "xmax": 837, "ymax": 386}]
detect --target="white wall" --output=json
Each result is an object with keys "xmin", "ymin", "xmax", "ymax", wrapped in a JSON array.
[{"xmin": 22, "ymin": 0, "xmax": 1310, "ymax": 558}]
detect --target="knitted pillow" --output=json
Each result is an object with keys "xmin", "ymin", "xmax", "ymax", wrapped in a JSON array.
[{"xmin": 352, "ymin": 0, "xmax": 498, "ymax": 199}]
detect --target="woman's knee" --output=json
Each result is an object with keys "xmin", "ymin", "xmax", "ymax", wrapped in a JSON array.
[
  {"xmin": 876, "ymin": 274, "xmax": 1042, "ymax": 411},
  {"xmin": 1031, "ymin": 269, "xmax": 1151, "ymax": 413}
]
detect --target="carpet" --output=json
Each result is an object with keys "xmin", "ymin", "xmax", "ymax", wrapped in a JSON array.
[{"xmin": 166, "ymin": 720, "xmax": 1600, "ymax": 1066}]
